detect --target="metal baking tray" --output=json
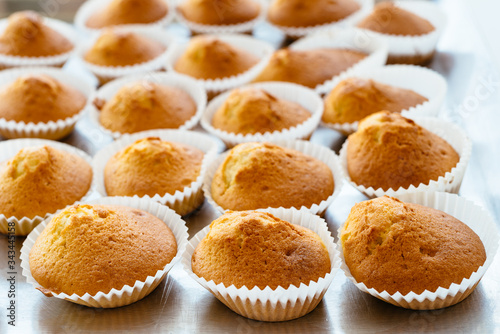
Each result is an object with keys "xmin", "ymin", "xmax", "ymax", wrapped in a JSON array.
[{"xmin": 1, "ymin": 1, "xmax": 499, "ymax": 332}]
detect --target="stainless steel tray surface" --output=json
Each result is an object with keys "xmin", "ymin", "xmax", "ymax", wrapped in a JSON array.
[{"xmin": 1, "ymin": 0, "xmax": 499, "ymax": 333}]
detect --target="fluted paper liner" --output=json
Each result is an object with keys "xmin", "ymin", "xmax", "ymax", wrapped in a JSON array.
[
  {"xmin": 74, "ymin": 0, "xmax": 174, "ymax": 34},
  {"xmin": 175, "ymin": 0, "xmax": 267, "ymax": 35},
  {"xmin": 89, "ymin": 72, "xmax": 207, "ymax": 139},
  {"xmin": 0, "ymin": 17, "xmax": 77, "ymax": 69},
  {"xmin": 165, "ymin": 33, "xmax": 274, "ymax": 96},
  {"xmin": 337, "ymin": 191, "xmax": 500, "ymax": 310},
  {"xmin": 20, "ymin": 196, "xmax": 189, "ymax": 308},
  {"xmin": 0, "ymin": 67, "xmax": 94, "ymax": 139},
  {"xmin": 201, "ymin": 82, "xmax": 323, "ymax": 147},
  {"xmin": 339, "ymin": 117, "xmax": 472, "ymax": 197},
  {"xmin": 0, "ymin": 139, "xmax": 97, "ymax": 236},
  {"xmin": 267, "ymin": 0, "xmax": 373, "ymax": 39},
  {"xmin": 78, "ymin": 26, "xmax": 172, "ymax": 84},
  {"xmin": 354, "ymin": 1, "xmax": 446, "ymax": 60},
  {"xmin": 321, "ymin": 64, "xmax": 447, "ymax": 135},
  {"xmin": 203, "ymin": 139, "xmax": 344, "ymax": 216},
  {"xmin": 182, "ymin": 207, "xmax": 341, "ymax": 321},
  {"xmin": 93, "ymin": 130, "xmax": 218, "ymax": 216},
  {"xmin": 289, "ymin": 28, "xmax": 388, "ymax": 96}
]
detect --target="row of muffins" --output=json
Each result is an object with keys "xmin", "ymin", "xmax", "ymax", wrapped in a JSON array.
[{"xmin": 0, "ymin": 0, "xmax": 445, "ymax": 75}]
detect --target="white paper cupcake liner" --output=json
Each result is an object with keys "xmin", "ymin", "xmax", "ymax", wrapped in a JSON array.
[
  {"xmin": 337, "ymin": 191, "xmax": 500, "ymax": 310},
  {"xmin": 0, "ymin": 67, "xmax": 95, "ymax": 140},
  {"xmin": 339, "ymin": 117, "xmax": 472, "ymax": 198},
  {"xmin": 266, "ymin": 0, "xmax": 373, "ymax": 39},
  {"xmin": 89, "ymin": 72, "xmax": 207, "ymax": 139},
  {"xmin": 74, "ymin": 0, "xmax": 174, "ymax": 35},
  {"xmin": 165, "ymin": 33, "xmax": 274, "ymax": 96},
  {"xmin": 354, "ymin": 1, "xmax": 446, "ymax": 61},
  {"xmin": 201, "ymin": 81, "xmax": 323, "ymax": 147},
  {"xmin": 203, "ymin": 139, "xmax": 344, "ymax": 216},
  {"xmin": 78, "ymin": 26, "xmax": 173, "ymax": 84},
  {"xmin": 93, "ymin": 129, "xmax": 218, "ymax": 216},
  {"xmin": 321, "ymin": 64, "xmax": 447, "ymax": 135},
  {"xmin": 289, "ymin": 27, "xmax": 388, "ymax": 96},
  {"xmin": 182, "ymin": 206, "xmax": 341, "ymax": 321},
  {"xmin": 0, "ymin": 139, "xmax": 97, "ymax": 236},
  {"xmin": 174, "ymin": 0, "xmax": 267, "ymax": 35},
  {"xmin": 0, "ymin": 17, "xmax": 77, "ymax": 69},
  {"xmin": 19, "ymin": 196, "xmax": 189, "ymax": 308}
]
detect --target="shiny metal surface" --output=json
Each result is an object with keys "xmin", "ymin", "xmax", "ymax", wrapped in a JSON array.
[{"xmin": 1, "ymin": 0, "xmax": 500, "ymax": 332}]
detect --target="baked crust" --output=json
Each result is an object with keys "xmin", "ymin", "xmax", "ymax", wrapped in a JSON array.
[{"xmin": 178, "ymin": 0, "xmax": 260, "ymax": 25}]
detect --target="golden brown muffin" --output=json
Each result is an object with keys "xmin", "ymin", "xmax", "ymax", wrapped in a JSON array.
[
  {"xmin": 174, "ymin": 36, "xmax": 259, "ymax": 80},
  {"xmin": 322, "ymin": 78, "xmax": 428, "ymax": 124},
  {"xmin": 0, "ymin": 146, "xmax": 92, "ymax": 219},
  {"xmin": 211, "ymin": 88, "xmax": 311, "ymax": 134},
  {"xmin": 104, "ymin": 137, "xmax": 204, "ymax": 197},
  {"xmin": 178, "ymin": 0, "xmax": 260, "ymax": 25},
  {"xmin": 340, "ymin": 196, "xmax": 486, "ymax": 295},
  {"xmin": 268, "ymin": 0, "xmax": 360, "ymax": 27},
  {"xmin": 96, "ymin": 81, "xmax": 197, "ymax": 134},
  {"xmin": 357, "ymin": 2, "xmax": 435, "ymax": 36},
  {"xmin": 192, "ymin": 210, "xmax": 331, "ymax": 289},
  {"xmin": 0, "ymin": 11, "xmax": 73, "ymax": 57},
  {"xmin": 84, "ymin": 29, "xmax": 165, "ymax": 67},
  {"xmin": 211, "ymin": 142, "xmax": 334, "ymax": 211},
  {"xmin": 86, "ymin": 0, "xmax": 169, "ymax": 29},
  {"xmin": 0, "ymin": 74, "xmax": 86, "ymax": 123},
  {"xmin": 253, "ymin": 48, "xmax": 367, "ymax": 89},
  {"xmin": 346, "ymin": 111, "xmax": 459, "ymax": 191},
  {"xmin": 29, "ymin": 204, "xmax": 177, "ymax": 296}
]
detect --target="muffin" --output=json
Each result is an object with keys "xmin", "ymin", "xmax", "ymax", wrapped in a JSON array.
[
  {"xmin": 0, "ymin": 145, "xmax": 93, "ymax": 219},
  {"xmin": 211, "ymin": 88, "xmax": 311, "ymax": 135},
  {"xmin": 29, "ymin": 204, "xmax": 177, "ymax": 296},
  {"xmin": 268, "ymin": 0, "xmax": 360, "ymax": 28},
  {"xmin": 211, "ymin": 142, "xmax": 334, "ymax": 211},
  {"xmin": 177, "ymin": 0, "xmax": 260, "ymax": 26},
  {"xmin": 0, "ymin": 74, "xmax": 86, "ymax": 124},
  {"xmin": 346, "ymin": 111, "xmax": 459, "ymax": 191},
  {"xmin": 85, "ymin": 0, "xmax": 169, "ymax": 29},
  {"xmin": 253, "ymin": 48, "xmax": 366, "ymax": 89},
  {"xmin": 96, "ymin": 81, "xmax": 197, "ymax": 134},
  {"xmin": 322, "ymin": 77, "xmax": 428, "ymax": 124},
  {"xmin": 84, "ymin": 29, "xmax": 165, "ymax": 67},
  {"xmin": 357, "ymin": 2, "xmax": 437, "ymax": 65},
  {"xmin": 192, "ymin": 210, "xmax": 331, "ymax": 289},
  {"xmin": 104, "ymin": 137, "xmax": 204, "ymax": 197},
  {"xmin": 340, "ymin": 196, "xmax": 487, "ymax": 295},
  {"xmin": 0, "ymin": 11, "xmax": 73, "ymax": 58},
  {"xmin": 173, "ymin": 35, "xmax": 259, "ymax": 80}
]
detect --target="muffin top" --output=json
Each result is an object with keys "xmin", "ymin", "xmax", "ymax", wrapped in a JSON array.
[
  {"xmin": 253, "ymin": 48, "xmax": 366, "ymax": 88},
  {"xmin": 357, "ymin": 2, "xmax": 435, "ymax": 36},
  {"xmin": 173, "ymin": 36, "xmax": 259, "ymax": 80},
  {"xmin": 268, "ymin": 0, "xmax": 360, "ymax": 28},
  {"xmin": 96, "ymin": 81, "xmax": 197, "ymax": 134},
  {"xmin": 178, "ymin": 0, "xmax": 260, "ymax": 25},
  {"xmin": 0, "ymin": 74, "xmax": 86, "ymax": 123},
  {"xmin": 84, "ymin": 29, "xmax": 165, "ymax": 67},
  {"xmin": 211, "ymin": 142, "xmax": 334, "ymax": 211},
  {"xmin": 0, "ymin": 146, "xmax": 92, "ymax": 219},
  {"xmin": 86, "ymin": 0, "xmax": 169, "ymax": 29},
  {"xmin": 0, "ymin": 11, "xmax": 73, "ymax": 57},
  {"xmin": 29, "ymin": 204, "xmax": 177, "ymax": 296},
  {"xmin": 346, "ymin": 111, "xmax": 459, "ymax": 191},
  {"xmin": 211, "ymin": 88, "xmax": 311, "ymax": 135},
  {"xmin": 322, "ymin": 78, "xmax": 428, "ymax": 124},
  {"xmin": 192, "ymin": 210, "xmax": 331, "ymax": 289},
  {"xmin": 104, "ymin": 137, "xmax": 204, "ymax": 197},
  {"xmin": 340, "ymin": 196, "xmax": 486, "ymax": 295}
]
